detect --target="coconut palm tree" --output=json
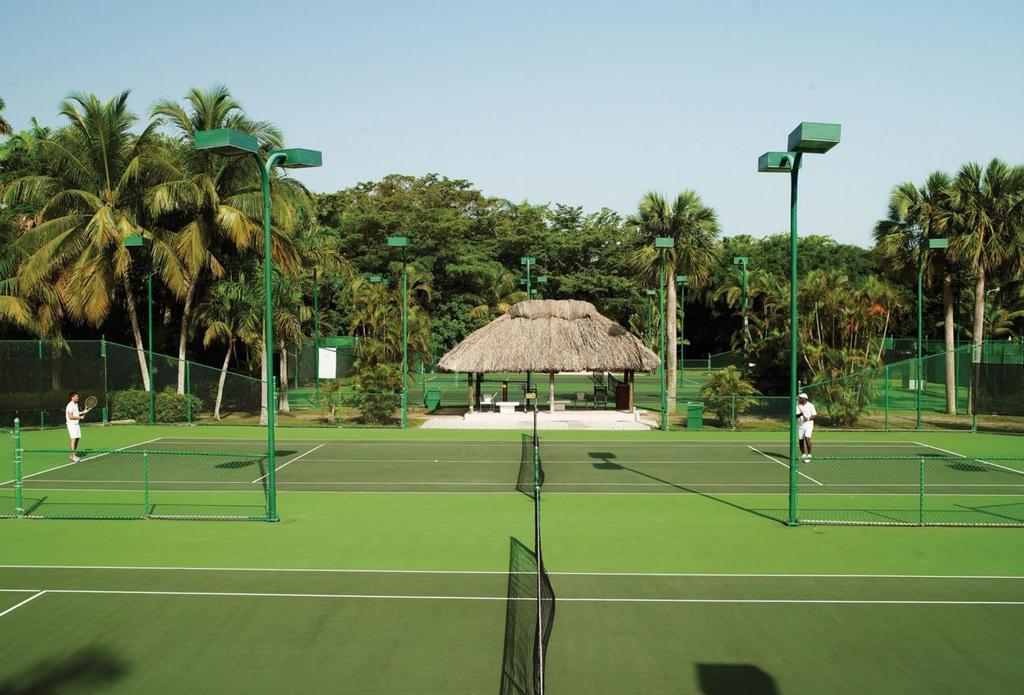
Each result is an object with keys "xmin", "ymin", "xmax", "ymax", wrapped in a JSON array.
[
  {"xmin": 629, "ymin": 190, "xmax": 721, "ymax": 411},
  {"xmin": 948, "ymin": 159, "xmax": 1024, "ymax": 411},
  {"xmin": 197, "ymin": 276, "xmax": 261, "ymax": 420},
  {"xmin": 874, "ymin": 172, "xmax": 958, "ymax": 412},
  {"xmin": 3, "ymin": 91, "xmax": 186, "ymax": 389},
  {"xmin": 467, "ymin": 267, "xmax": 527, "ymax": 320},
  {"xmin": 0, "ymin": 96, "xmax": 12, "ymax": 136},
  {"xmin": 150, "ymin": 85, "xmax": 307, "ymax": 393}
]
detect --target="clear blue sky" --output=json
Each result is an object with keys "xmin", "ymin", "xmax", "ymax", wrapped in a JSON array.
[{"xmin": 4, "ymin": 0, "xmax": 1023, "ymax": 247}]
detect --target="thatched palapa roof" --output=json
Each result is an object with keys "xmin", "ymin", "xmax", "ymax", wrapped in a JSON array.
[{"xmin": 438, "ymin": 300, "xmax": 660, "ymax": 373}]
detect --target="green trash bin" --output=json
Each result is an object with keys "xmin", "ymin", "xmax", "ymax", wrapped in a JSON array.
[
  {"xmin": 424, "ymin": 388, "xmax": 442, "ymax": 411},
  {"xmin": 686, "ymin": 402, "xmax": 703, "ymax": 430}
]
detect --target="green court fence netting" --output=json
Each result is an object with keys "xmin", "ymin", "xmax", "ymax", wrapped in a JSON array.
[
  {"xmin": 797, "ymin": 455, "xmax": 1024, "ymax": 526},
  {"xmin": 3, "ymin": 421, "xmax": 272, "ymax": 521},
  {"xmin": 0, "ymin": 339, "xmax": 406, "ymax": 429}
]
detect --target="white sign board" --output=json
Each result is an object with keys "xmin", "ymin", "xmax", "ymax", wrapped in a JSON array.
[{"xmin": 318, "ymin": 347, "xmax": 337, "ymax": 379}]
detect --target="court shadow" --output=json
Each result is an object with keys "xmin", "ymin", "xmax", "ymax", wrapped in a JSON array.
[
  {"xmin": 588, "ymin": 452, "xmax": 787, "ymax": 525},
  {"xmin": 20, "ymin": 496, "xmax": 46, "ymax": 517},
  {"xmin": 697, "ymin": 663, "xmax": 780, "ymax": 695},
  {"xmin": 947, "ymin": 462, "xmax": 991, "ymax": 473},
  {"xmin": 0, "ymin": 646, "xmax": 128, "ymax": 695},
  {"xmin": 214, "ymin": 459, "xmax": 262, "ymax": 470}
]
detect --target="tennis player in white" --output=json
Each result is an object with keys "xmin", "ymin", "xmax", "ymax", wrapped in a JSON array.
[
  {"xmin": 797, "ymin": 393, "xmax": 817, "ymax": 462},
  {"xmin": 66, "ymin": 391, "xmax": 86, "ymax": 462}
]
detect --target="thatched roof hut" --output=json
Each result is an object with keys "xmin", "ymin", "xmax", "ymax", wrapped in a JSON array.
[{"xmin": 439, "ymin": 300, "xmax": 659, "ymax": 373}]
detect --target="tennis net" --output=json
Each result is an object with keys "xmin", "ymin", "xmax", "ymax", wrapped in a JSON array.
[{"xmin": 6, "ymin": 439, "xmax": 272, "ymax": 521}]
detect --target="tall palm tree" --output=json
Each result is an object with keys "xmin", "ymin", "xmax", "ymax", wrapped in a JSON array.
[
  {"xmin": 874, "ymin": 172, "xmax": 957, "ymax": 412},
  {"xmin": 150, "ymin": 85, "xmax": 307, "ymax": 393},
  {"xmin": 3, "ymin": 91, "xmax": 186, "ymax": 389},
  {"xmin": 197, "ymin": 276, "xmax": 261, "ymax": 420},
  {"xmin": 0, "ymin": 96, "xmax": 12, "ymax": 136},
  {"xmin": 948, "ymin": 159, "xmax": 1024, "ymax": 412},
  {"xmin": 629, "ymin": 190, "xmax": 721, "ymax": 411}
]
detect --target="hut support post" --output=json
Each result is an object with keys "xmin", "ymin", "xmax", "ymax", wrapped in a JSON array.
[
  {"xmin": 627, "ymin": 370, "xmax": 635, "ymax": 411},
  {"xmin": 475, "ymin": 372, "xmax": 483, "ymax": 410},
  {"xmin": 549, "ymin": 372, "xmax": 555, "ymax": 413},
  {"xmin": 467, "ymin": 373, "xmax": 474, "ymax": 413}
]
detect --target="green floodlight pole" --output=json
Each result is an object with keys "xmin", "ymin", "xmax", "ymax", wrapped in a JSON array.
[
  {"xmin": 733, "ymin": 256, "xmax": 749, "ymax": 352},
  {"xmin": 759, "ymin": 122, "xmax": 841, "ymax": 526},
  {"xmin": 655, "ymin": 238, "xmax": 672, "ymax": 431},
  {"xmin": 388, "ymin": 236, "xmax": 410, "ymax": 428},
  {"xmin": 313, "ymin": 267, "xmax": 319, "ymax": 394},
  {"xmin": 125, "ymin": 235, "xmax": 154, "ymax": 424},
  {"xmin": 521, "ymin": 257, "xmax": 536, "ymax": 392},
  {"xmin": 917, "ymin": 238, "xmax": 948, "ymax": 430},
  {"xmin": 676, "ymin": 275, "xmax": 688, "ymax": 391},
  {"xmin": 195, "ymin": 128, "xmax": 322, "ymax": 522}
]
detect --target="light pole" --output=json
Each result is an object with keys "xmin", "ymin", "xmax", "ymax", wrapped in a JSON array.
[
  {"xmin": 125, "ymin": 235, "xmax": 154, "ymax": 424},
  {"xmin": 985, "ymin": 287, "xmax": 1001, "ymax": 344},
  {"xmin": 676, "ymin": 275, "xmax": 688, "ymax": 392},
  {"xmin": 655, "ymin": 238, "xmax": 672, "ymax": 431},
  {"xmin": 312, "ymin": 267, "xmax": 320, "ymax": 394},
  {"xmin": 521, "ymin": 257, "xmax": 536, "ymax": 392},
  {"xmin": 733, "ymin": 256, "xmax": 749, "ymax": 352},
  {"xmin": 758, "ymin": 122, "xmax": 841, "ymax": 526},
  {"xmin": 195, "ymin": 128, "xmax": 322, "ymax": 522},
  {"xmin": 388, "ymin": 236, "xmax": 409, "ymax": 428},
  {"xmin": 916, "ymin": 238, "xmax": 948, "ymax": 430}
]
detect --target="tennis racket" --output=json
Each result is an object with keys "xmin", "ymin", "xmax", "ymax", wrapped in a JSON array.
[{"xmin": 82, "ymin": 395, "xmax": 98, "ymax": 415}]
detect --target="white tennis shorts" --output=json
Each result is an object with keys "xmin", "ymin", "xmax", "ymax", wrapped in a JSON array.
[
  {"xmin": 67, "ymin": 422, "xmax": 81, "ymax": 439},
  {"xmin": 799, "ymin": 421, "xmax": 813, "ymax": 440}
]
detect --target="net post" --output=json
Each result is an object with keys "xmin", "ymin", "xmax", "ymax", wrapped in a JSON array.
[
  {"xmin": 143, "ymin": 450, "xmax": 150, "ymax": 518},
  {"xmin": 14, "ymin": 418, "xmax": 23, "ymax": 518},
  {"xmin": 918, "ymin": 456, "xmax": 925, "ymax": 526}
]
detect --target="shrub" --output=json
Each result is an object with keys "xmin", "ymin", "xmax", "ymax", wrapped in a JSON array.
[
  {"xmin": 700, "ymin": 366, "xmax": 760, "ymax": 429},
  {"xmin": 318, "ymin": 380, "xmax": 346, "ymax": 424},
  {"xmin": 109, "ymin": 388, "xmax": 201, "ymax": 423},
  {"xmin": 353, "ymin": 364, "xmax": 401, "ymax": 425}
]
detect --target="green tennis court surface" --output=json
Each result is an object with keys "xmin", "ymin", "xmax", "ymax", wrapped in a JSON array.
[{"xmin": 2, "ymin": 427, "xmax": 1023, "ymax": 693}]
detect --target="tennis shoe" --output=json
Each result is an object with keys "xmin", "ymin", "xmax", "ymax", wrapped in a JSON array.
[{"xmin": 72, "ymin": 455, "xmax": 81, "ymax": 462}]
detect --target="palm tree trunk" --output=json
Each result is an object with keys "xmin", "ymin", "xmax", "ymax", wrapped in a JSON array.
[
  {"xmin": 666, "ymin": 274, "xmax": 677, "ymax": 414},
  {"xmin": 943, "ymin": 274, "xmax": 956, "ymax": 414},
  {"xmin": 969, "ymin": 271, "xmax": 986, "ymax": 415},
  {"xmin": 215, "ymin": 340, "xmax": 232, "ymax": 420},
  {"xmin": 176, "ymin": 284, "xmax": 195, "ymax": 394},
  {"xmin": 279, "ymin": 345, "xmax": 290, "ymax": 413},
  {"xmin": 121, "ymin": 275, "xmax": 150, "ymax": 391}
]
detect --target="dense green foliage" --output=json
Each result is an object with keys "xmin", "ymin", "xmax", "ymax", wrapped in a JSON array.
[{"xmin": 2, "ymin": 88, "xmax": 1023, "ymax": 410}]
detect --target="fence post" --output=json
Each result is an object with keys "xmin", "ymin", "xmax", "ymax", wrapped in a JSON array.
[
  {"xmin": 143, "ymin": 450, "xmax": 150, "ymax": 518},
  {"xmin": 14, "ymin": 418, "xmax": 23, "ymax": 518},
  {"xmin": 101, "ymin": 335, "xmax": 108, "ymax": 424},
  {"xmin": 186, "ymin": 361, "xmax": 192, "ymax": 424},
  {"xmin": 38, "ymin": 339, "xmax": 44, "ymax": 427},
  {"xmin": 884, "ymin": 365, "xmax": 889, "ymax": 432},
  {"xmin": 731, "ymin": 397, "xmax": 737, "ymax": 432},
  {"xmin": 918, "ymin": 456, "xmax": 925, "ymax": 526}
]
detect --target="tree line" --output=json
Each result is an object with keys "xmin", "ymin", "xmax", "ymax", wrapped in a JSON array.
[{"xmin": 2, "ymin": 88, "xmax": 1022, "ymax": 408}]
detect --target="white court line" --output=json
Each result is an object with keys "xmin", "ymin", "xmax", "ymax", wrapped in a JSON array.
[
  {"xmin": 914, "ymin": 442, "xmax": 1024, "ymax": 477},
  {"xmin": 252, "ymin": 444, "xmax": 326, "ymax": 483},
  {"xmin": 152, "ymin": 438, "xmax": 928, "ymax": 447},
  {"xmin": 2, "ymin": 437, "xmax": 165, "ymax": 486},
  {"xmin": 0, "ymin": 588, "xmax": 1018, "ymax": 606},
  {"xmin": 0, "ymin": 590, "xmax": 46, "ymax": 619},
  {"xmin": 4, "ymin": 564, "xmax": 1022, "ymax": 579},
  {"xmin": 748, "ymin": 446, "xmax": 824, "ymax": 486}
]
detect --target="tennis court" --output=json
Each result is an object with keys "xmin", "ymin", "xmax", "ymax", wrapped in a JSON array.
[
  {"xmin": 3, "ymin": 426, "xmax": 1024, "ymax": 693},
  {"xmin": 6, "ymin": 433, "xmax": 1023, "ymax": 524}
]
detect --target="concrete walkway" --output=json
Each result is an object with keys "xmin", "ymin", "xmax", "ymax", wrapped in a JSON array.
[{"xmin": 420, "ymin": 408, "xmax": 656, "ymax": 431}]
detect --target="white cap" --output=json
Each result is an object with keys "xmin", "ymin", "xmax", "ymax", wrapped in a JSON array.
[{"xmin": 798, "ymin": 393, "xmax": 808, "ymax": 399}]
